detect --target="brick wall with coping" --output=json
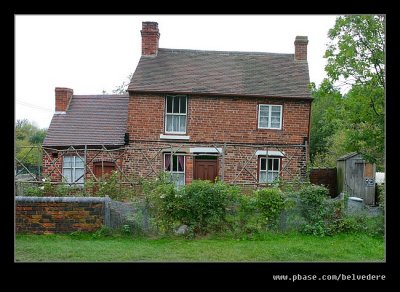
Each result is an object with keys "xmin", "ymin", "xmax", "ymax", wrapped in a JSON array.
[{"xmin": 16, "ymin": 196, "xmax": 111, "ymax": 234}]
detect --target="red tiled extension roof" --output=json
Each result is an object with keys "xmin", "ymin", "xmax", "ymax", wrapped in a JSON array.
[{"xmin": 43, "ymin": 95, "xmax": 129, "ymax": 147}]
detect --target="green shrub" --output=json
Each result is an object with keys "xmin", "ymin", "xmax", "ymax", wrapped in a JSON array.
[
  {"xmin": 376, "ymin": 184, "xmax": 385, "ymax": 208},
  {"xmin": 255, "ymin": 188, "xmax": 287, "ymax": 230},
  {"xmin": 147, "ymin": 180, "xmax": 240, "ymax": 236},
  {"xmin": 297, "ymin": 184, "xmax": 342, "ymax": 236},
  {"xmin": 25, "ymin": 186, "xmax": 44, "ymax": 197}
]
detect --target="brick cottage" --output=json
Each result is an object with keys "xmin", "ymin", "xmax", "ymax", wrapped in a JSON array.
[{"xmin": 42, "ymin": 21, "xmax": 312, "ymax": 188}]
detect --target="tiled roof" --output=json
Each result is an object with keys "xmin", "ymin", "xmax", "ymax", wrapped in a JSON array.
[
  {"xmin": 43, "ymin": 95, "xmax": 129, "ymax": 147},
  {"xmin": 128, "ymin": 48, "xmax": 312, "ymax": 98}
]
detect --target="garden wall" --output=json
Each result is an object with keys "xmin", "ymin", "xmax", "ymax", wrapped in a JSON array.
[
  {"xmin": 16, "ymin": 196, "xmax": 111, "ymax": 234},
  {"xmin": 309, "ymin": 168, "xmax": 337, "ymax": 197}
]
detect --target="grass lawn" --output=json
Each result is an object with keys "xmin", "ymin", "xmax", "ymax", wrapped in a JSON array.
[{"xmin": 15, "ymin": 232, "xmax": 384, "ymax": 262}]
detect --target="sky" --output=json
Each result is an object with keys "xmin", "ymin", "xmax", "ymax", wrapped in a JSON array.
[{"xmin": 15, "ymin": 15, "xmax": 339, "ymax": 129}]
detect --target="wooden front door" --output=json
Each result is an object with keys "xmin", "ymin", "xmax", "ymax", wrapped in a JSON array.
[
  {"xmin": 93, "ymin": 161, "xmax": 116, "ymax": 179},
  {"xmin": 194, "ymin": 156, "xmax": 218, "ymax": 182}
]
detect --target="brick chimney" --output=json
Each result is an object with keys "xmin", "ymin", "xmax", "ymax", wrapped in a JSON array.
[
  {"xmin": 141, "ymin": 21, "xmax": 160, "ymax": 56},
  {"xmin": 55, "ymin": 87, "xmax": 73, "ymax": 112},
  {"xmin": 294, "ymin": 36, "xmax": 308, "ymax": 61}
]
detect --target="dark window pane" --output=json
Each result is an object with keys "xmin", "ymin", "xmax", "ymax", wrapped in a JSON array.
[
  {"xmin": 274, "ymin": 159, "xmax": 279, "ymax": 170},
  {"xmin": 173, "ymin": 155, "xmax": 178, "ymax": 171},
  {"xmin": 260, "ymin": 158, "xmax": 266, "ymax": 170},
  {"xmin": 173, "ymin": 96, "xmax": 180, "ymax": 113},
  {"xmin": 166, "ymin": 96, "xmax": 172, "ymax": 113},
  {"xmin": 180, "ymin": 96, "xmax": 186, "ymax": 113},
  {"xmin": 268, "ymin": 159, "xmax": 272, "ymax": 170}
]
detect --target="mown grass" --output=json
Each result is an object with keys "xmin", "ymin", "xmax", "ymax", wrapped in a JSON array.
[{"xmin": 15, "ymin": 232, "xmax": 384, "ymax": 262}]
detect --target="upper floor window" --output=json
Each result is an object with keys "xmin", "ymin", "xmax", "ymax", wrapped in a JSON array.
[
  {"xmin": 63, "ymin": 155, "xmax": 84, "ymax": 185},
  {"xmin": 165, "ymin": 95, "xmax": 187, "ymax": 134},
  {"xmin": 258, "ymin": 104, "xmax": 282, "ymax": 130}
]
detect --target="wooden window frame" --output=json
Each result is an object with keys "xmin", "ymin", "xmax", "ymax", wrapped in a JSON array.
[{"xmin": 257, "ymin": 104, "xmax": 283, "ymax": 130}]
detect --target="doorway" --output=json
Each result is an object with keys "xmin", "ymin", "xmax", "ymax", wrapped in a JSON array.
[{"xmin": 194, "ymin": 156, "xmax": 218, "ymax": 182}]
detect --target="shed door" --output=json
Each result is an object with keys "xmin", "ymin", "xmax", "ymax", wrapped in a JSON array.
[{"xmin": 194, "ymin": 156, "xmax": 218, "ymax": 182}]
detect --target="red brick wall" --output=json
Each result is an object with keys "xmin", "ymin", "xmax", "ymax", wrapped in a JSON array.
[
  {"xmin": 42, "ymin": 148, "xmax": 125, "ymax": 182},
  {"xmin": 16, "ymin": 197, "xmax": 105, "ymax": 234},
  {"xmin": 141, "ymin": 22, "xmax": 160, "ymax": 56},
  {"xmin": 128, "ymin": 93, "xmax": 311, "ymax": 145},
  {"xmin": 309, "ymin": 168, "xmax": 337, "ymax": 197},
  {"xmin": 55, "ymin": 87, "xmax": 73, "ymax": 112},
  {"xmin": 294, "ymin": 37, "xmax": 308, "ymax": 61}
]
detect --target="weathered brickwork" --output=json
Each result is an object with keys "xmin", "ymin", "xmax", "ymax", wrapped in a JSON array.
[
  {"xmin": 43, "ymin": 93, "xmax": 310, "ymax": 185},
  {"xmin": 42, "ymin": 148, "xmax": 125, "ymax": 182},
  {"xmin": 16, "ymin": 197, "xmax": 106, "ymax": 234},
  {"xmin": 128, "ymin": 93, "xmax": 311, "ymax": 145}
]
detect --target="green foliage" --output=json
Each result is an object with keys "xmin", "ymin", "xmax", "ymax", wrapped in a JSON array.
[
  {"xmin": 25, "ymin": 185, "xmax": 44, "ymax": 196},
  {"xmin": 309, "ymin": 79, "xmax": 344, "ymax": 162},
  {"xmin": 297, "ymin": 184, "xmax": 342, "ymax": 236},
  {"xmin": 15, "ymin": 119, "xmax": 47, "ymax": 173},
  {"xmin": 325, "ymin": 15, "xmax": 385, "ymax": 90},
  {"xmin": 376, "ymin": 184, "xmax": 385, "ymax": 208},
  {"xmin": 255, "ymin": 188, "xmax": 287, "ymax": 229},
  {"xmin": 320, "ymin": 15, "xmax": 384, "ymax": 169},
  {"xmin": 95, "ymin": 171, "xmax": 137, "ymax": 201},
  {"xmin": 147, "ymin": 180, "xmax": 240, "ymax": 236}
]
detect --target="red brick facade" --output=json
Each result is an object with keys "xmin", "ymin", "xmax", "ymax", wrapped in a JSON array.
[{"xmin": 123, "ymin": 93, "xmax": 311, "ymax": 184}]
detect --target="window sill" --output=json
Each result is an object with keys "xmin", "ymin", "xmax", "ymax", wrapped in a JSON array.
[{"xmin": 160, "ymin": 134, "xmax": 190, "ymax": 140}]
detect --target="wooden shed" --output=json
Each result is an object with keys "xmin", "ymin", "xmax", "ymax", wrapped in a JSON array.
[{"xmin": 336, "ymin": 152, "xmax": 376, "ymax": 205}]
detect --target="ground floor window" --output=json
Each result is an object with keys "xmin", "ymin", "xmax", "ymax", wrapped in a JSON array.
[
  {"xmin": 164, "ymin": 153, "xmax": 185, "ymax": 186},
  {"xmin": 259, "ymin": 157, "xmax": 280, "ymax": 183},
  {"xmin": 63, "ymin": 155, "xmax": 85, "ymax": 185}
]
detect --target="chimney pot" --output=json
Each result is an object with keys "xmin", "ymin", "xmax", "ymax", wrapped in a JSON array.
[
  {"xmin": 294, "ymin": 36, "xmax": 308, "ymax": 61},
  {"xmin": 141, "ymin": 21, "xmax": 160, "ymax": 56}
]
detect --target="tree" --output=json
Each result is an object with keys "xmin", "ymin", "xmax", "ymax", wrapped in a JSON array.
[
  {"xmin": 15, "ymin": 119, "xmax": 47, "ymax": 174},
  {"xmin": 309, "ymin": 79, "xmax": 344, "ymax": 162},
  {"xmin": 112, "ymin": 73, "xmax": 133, "ymax": 95},
  {"xmin": 323, "ymin": 15, "xmax": 385, "ymax": 168}
]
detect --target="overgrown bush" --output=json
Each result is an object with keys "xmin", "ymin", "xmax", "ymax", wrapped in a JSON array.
[
  {"xmin": 147, "ymin": 180, "xmax": 240, "ymax": 236},
  {"xmin": 255, "ymin": 188, "xmax": 288, "ymax": 230},
  {"xmin": 95, "ymin": 171, "xmax": 137, "ymax": 201},
  {"xmin": 297, "ymin": 184, "xmax": 342, "ymax": 236}
]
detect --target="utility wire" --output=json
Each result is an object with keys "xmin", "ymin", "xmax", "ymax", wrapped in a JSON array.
[{"xmin": 16, "ymin": 100, "xmax": 54, "ymax": 112}]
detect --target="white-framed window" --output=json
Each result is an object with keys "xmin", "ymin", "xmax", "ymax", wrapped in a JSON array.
[
  {"xmin": 258, "ymin": 104, "xmax": 282, "ymax": 129},
  {"xmin": 165, "ymin": 95, "xmax": 187, "ymax": 134},
  {"xmin": 259, "ymin": 157, "xmax": 280, "ymax": 183},
  {"xmin": 63, "ymin": 155, "xmax": 85, "ymax": 184},
  {"xmin": 164, "ymin": 153, "xmax": 185, "ymax": 186}
]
